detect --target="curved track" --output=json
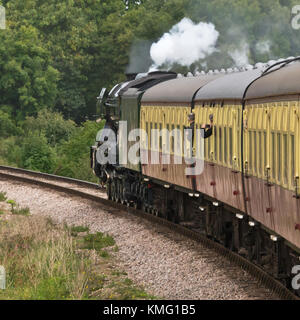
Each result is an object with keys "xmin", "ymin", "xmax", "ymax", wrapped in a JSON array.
[{"xmin": 0, "ymin": 165, "xmax": 298, "ymax": 300}]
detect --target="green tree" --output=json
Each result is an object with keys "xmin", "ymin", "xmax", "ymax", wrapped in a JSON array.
[
  {"xmin": 0, "ymin": 110, "xmax": 22, "ymax": 138},
  {"xmin": 0, "ymin": 25, "xmax": 59, "ymax": 120},
  {"xmin": 5, "ymin": 0, "xmax": 130, "ymax": 122},
  {"xmin": 185, "ymin": 0, "xmax": 300, "ymax": 68},
  {"xmin": 23, "ymin": 109, "xmax": 76, "ymax": 146}
]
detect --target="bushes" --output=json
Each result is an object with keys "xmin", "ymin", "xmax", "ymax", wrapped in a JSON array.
[
  {"xmin": 0, "ymin": 109, "xmax": 104, "ymax": 181},
  {"xmin": 22, "ymin": 109, "xmax": 76, "ymax": 146},
  {"xmin": 55, "ymin": 120, "xmax": 104, "ymax": 181},
  {"xmin": 21, "ymin": 132, "xmax": 56, "ymax": 173},
  {"xmin": 0, "ymin": 110, "xmax": 22, "ymax": 138}
]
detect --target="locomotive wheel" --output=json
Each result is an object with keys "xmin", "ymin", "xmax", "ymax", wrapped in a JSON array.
[
  {"xmin": 170, "ymin": 210, "xmax": 179, "ymax": 224},
  {"xmin": 115, "ymin": 180, "xmax": 121, "ymax": 203},
  {"xmin": 111, "ymin": 180, "xmax": 117, "ymax": 202},
  {"xmin": 133, "ymin": 200, "xmax": 141, "ymax": 210},
  {"xmin": 142, "ymin": 203, "xmax": 148, "ymax": 213},
  {"xmin": 107, "ymin": 180, "xmax": 112, "ymax": 200},
  {"xmin": 120, "ymin": 185, "xmax": 126, "ymax": 205}
]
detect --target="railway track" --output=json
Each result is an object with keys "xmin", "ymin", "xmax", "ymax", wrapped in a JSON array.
[{"xmin": 0, "ymin": 165, "xmax": 298, "ymax": 300}]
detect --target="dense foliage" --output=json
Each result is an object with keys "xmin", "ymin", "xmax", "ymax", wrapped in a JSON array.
[
  {"xmin": 0, "ymin": 109, "xmax": 104, "ymax": 181},
  {"xmin": 1, "ymin": 0, "xmax": 299, "ymax": 121},
  {"xmin": 0, "ymin": 0, "xmax": 300, "ymax": 178}
]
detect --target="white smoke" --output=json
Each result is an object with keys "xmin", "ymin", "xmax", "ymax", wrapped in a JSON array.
[
  {"xmin": 149, "ymin": 18, "xmax": 219, "ymax": 70},
  {"xmin": 229, "ymin": 42, "xmax": 250, "ymax": 67},
  {"xmin": 256, "ymin": 40, "xmax": 271, "ymax": 55}
]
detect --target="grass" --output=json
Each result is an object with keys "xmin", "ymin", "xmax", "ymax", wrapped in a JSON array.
[
  {"xmin": 12, "ymin": 206, "xmax": 30, "ymax": 216},
  {"xmin": 0, "ymin": 199, "xmax": 158, "ymax": 300},
  {"xmin": 70, "ymin": 225, "xmax": 89, "ymax": 237},
  {"xmin": 70, "ymin": 225, "xmax": 89, "ymax": 234},
  {"xmin": 6, "ymin": 199, "xmax": 30, "ymax": 215},
  {"xmin": 0, "ymin": 192, "xmax": 7, "ymax": 202},
  {"xmin": 6, "ymin": 199, "xmax": 16, "ymax": 210},
  {"xmin": 0, "ymin": 215, "xmax": 89, "ymax": 300},
  {"xmin": 98, "ymin": 250, "xmax": 109, "ymax": 258},
  {"xmin": 78, "ymin": 232, "xmax": 116, "ymax": 252},
  {"xmin": 104, "ymin": 278, "xmax": 157, "ymax": 300}
]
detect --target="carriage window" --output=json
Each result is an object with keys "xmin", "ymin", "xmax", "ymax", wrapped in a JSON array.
[
  {"xmin": 165, "ymin": 124, "xmax": 170, "ymax": 153},
  {"xmin": 224, "ymin": 127, "xmax": 227, "ymax": 165},
  {"xmin": 150, "ymin": 123, "xmax": 153, "ymax": 149},
  {"xmin": 253, "ymin": 131, "xmax": 257, "ymax": 175},
  {"xmin": 264, "ymin": 131, "xmax": 267, "ymax": 175},
  {"xmin": 291, "ymin": 135, "xmax": 295, "ymax": 186},
  {"xmin": 229, "ymin": 127, "xmax": 233, "ymax": 165},
  {"xmin": 175, "ymin": 125, "xmax": 181, "ymax": 155},
  {"xmin": 214, "ymin": 126, "xmax": 217, "ymax": 161},
  {"xmin": 203, "ymin": 124, "xmax": 207, "ymax": 159},
  {"xmin": 207, "ymin": 130, "xmax": 211, "ymax": 160},
  {"xmin": 159, "ymin": 123, "xmax": 162, "ymax": 152},
  {"xmin": 283, "ymin": 134, "xmax": 288, "ymax": 185},
  {"xmin": 272, "ymin": 132, "xmax": 276, "ymax": 180},
  {"xmin": 277, "ymin": 133, "xmax": 281, "ymax": 182},
  {"xmin": 248, "ymin": 131, "xmax": 252, "ymax": 172},
  {"xmin": 171, "ymin": 124, "xmax": 175, "ymax": 153},
  {"xmin": 219, "ymin": 127, "xmax": 223, "ymax": 163},
  {"xmin": 154, "ymin": 123, "xmax": 158, "ymax": 151},
  {"xmin": 145, "ymin": 122, "xmax": 149, "ymax": 147},
  {"xmin": 144, "ymin": 122, "xmax": 148, "ymax": 149},
  {"xmin": 258, "ymin": 132, "xmax": 262, "ymax": 175}
]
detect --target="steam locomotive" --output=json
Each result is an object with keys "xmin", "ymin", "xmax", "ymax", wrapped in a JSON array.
[{"xmin": 91, "ymin": 58, "xmax": 300, "ymax": 295}]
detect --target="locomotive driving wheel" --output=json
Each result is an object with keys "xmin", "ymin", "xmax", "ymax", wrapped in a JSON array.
[
  {"xmin": 107, "ymin": 180, "xmax": 112, "ymax": 200},
  {"xmin": 120, "ymin": 182, "xmax": 126, "ymax": 205}
]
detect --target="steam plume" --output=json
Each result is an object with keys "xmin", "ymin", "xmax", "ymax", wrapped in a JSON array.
[
  {"xmin": 229, "ymin": 42, "xmax": 250, "ymax": 67},
  {"xmin": 149, "ymin": 18, "xmax": 219, "ymax": 70}
]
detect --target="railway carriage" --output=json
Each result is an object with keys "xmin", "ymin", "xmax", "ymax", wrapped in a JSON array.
[{"xmin": 91, "ymin": 58, "xmax": 300, "ymax": 294}]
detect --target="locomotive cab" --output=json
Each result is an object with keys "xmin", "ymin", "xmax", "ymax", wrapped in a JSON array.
[{"xmin": 96, "ymin": 83, "xmax": 124, "ymax": 121}]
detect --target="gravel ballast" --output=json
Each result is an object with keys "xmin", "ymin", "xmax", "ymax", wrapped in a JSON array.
[{"xmin": 0, "ymin": 180, "xmax": 279, "ymax": 300}]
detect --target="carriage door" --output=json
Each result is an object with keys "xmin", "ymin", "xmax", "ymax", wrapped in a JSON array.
[{"xmin": 243, "ymin": 104, "xmax": 273, "ymax": 228}]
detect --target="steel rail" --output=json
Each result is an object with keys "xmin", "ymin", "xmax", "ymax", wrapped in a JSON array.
[{"xmin": 0, "ymin": 165, "xmax": 103, "ymax": 189}]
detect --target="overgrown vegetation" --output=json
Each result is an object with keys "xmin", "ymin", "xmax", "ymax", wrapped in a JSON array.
[
  {"xmin": 0, "ymin": 192, "xmax": 7, "ymax": 202},
  {"xmin": 0, "ymin": 109, "xmax": 104, "ymax": 181},
  {"xmin": 0, "ymin": 197, "xmax": 156, "ymax": 300},
  {"xmin": 70, "ymin": 225, "xmax": 90, "ymax": 235}
]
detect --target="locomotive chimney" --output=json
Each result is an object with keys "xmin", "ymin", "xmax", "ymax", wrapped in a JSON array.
[{"xmin": 125, "ymin": 73, "xmax": 138, "ymax": 81}]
